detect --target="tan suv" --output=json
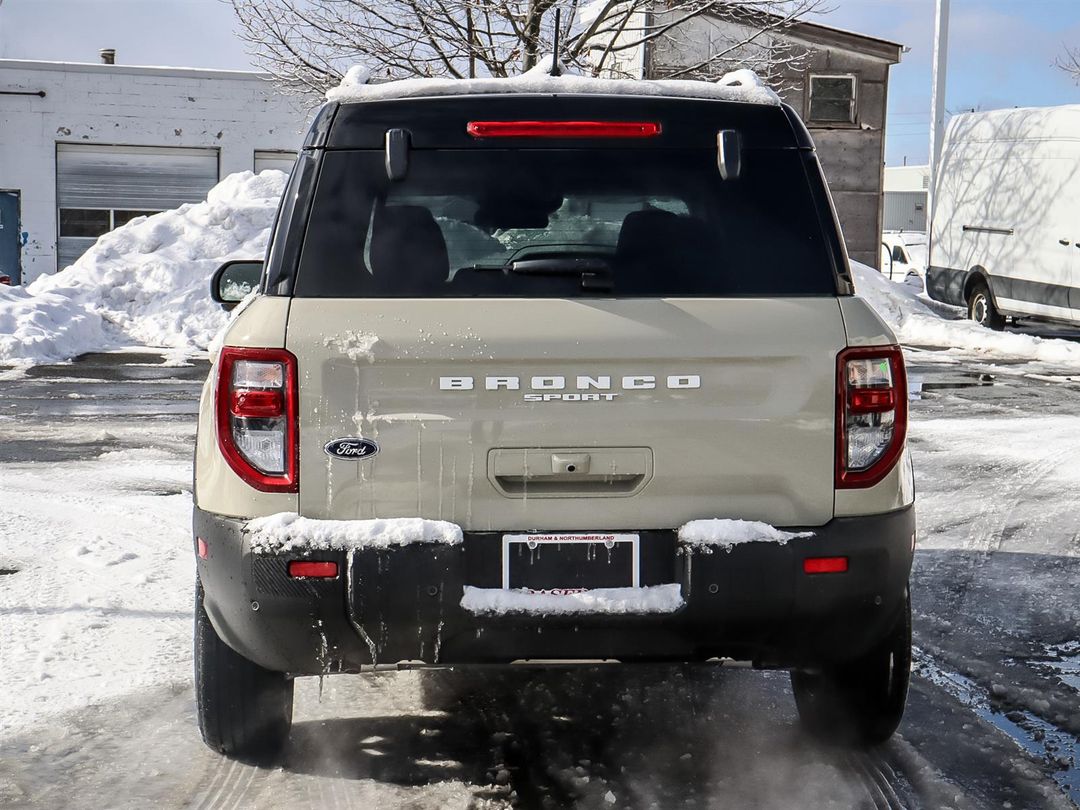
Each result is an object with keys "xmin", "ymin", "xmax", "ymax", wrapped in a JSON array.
[{"xmin": 193, "ymin": 75, "xmax": 915, "ymax": 761}]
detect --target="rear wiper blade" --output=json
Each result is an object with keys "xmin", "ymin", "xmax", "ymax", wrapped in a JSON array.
[
  {"xmin": 507, "ymin": 257, "xmax": 611, "ymax": 276},
  {"xmin": 464, "ymin": 258, "xmax": 611, "ymax": 275},
  {"xmin": 459, "ymin": 258, "xmax": 613, "ymax": 291}
]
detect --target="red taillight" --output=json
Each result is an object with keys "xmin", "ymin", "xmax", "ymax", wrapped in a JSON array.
[
  {"xmin": 288, "ymin": 560, "xmax": 338, "ymax": 579},
  {"xmin": 466, "ymin": 120, "xmax": 662, "ymax": 139},
  {"xmin": 836, "ymin": 346, "xmax": 907, "ymax": 489},
  {"xmin": 216, "ymin": 347, "xmax": 298, "ymax": 493},
  {"xmin": 803, "ymin": 556, "xmax": 849, "ymax": 575},
  {"xmin": 231, "ymin": 389, "xmax": 284, "ymax": 418},
  {"xmin": 849, "ymin": 388, "xmax": 896, "ymax": 413},
  {"xmin": 197, "ymin": 537, "xmax": 209, "ymax": 560},
  {"xmin": 0, "ymin": 275, "xmax": 10, "ymax": 286}
]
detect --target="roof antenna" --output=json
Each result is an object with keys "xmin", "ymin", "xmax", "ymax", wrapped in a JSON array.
[{"xmin": 549, "ymin": 7, "xmax": 563, "ymax": 77}]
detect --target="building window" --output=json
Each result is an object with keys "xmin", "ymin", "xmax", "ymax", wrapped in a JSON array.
[
  {"xmin": 59, "ymin": 208, "xmax": 159, "ymax": 238},
  {"xmin": 808, "ymin": 75, "xmax": 857, "ymax": 124}
]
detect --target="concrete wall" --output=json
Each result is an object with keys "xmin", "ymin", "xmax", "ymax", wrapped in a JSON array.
[
  {"xmin": 644, "ymin": 16, "xmax": 898, "ymax": 270},
  {"xmin": 0, "ymin": 60, "xmax": 314, "ymax": 283}
]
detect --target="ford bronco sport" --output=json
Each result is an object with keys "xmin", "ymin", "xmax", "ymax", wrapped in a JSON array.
[{"xmin": 194, "ymin": 69, "xmax": 915, "ymax": 760}]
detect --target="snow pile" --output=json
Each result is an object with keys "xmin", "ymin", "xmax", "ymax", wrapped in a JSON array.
[
  {"xmin": 0, "ymin": 283, "xmax": 112, "ymax": 365},
  {"xmin": 678, "ymin": 519, "xmax": 812, "ymax": 551},
  {"xmin": 247, "ymin": 513, "xmax": 463, "ymax": 553},
  {"xmin": 328, "ymin": 58, "xmax": 780, "ymax": 106},
  {"xmin": 852, "ymin": 262, "xmax": 1080, "ymax": 367},
  {"xmin": 460, "ymin": 584, "xmax": 684, "ymax": 616},
  {"xmin": 0, "ymin": 170, "xmax": 285, "ymax": 366}
]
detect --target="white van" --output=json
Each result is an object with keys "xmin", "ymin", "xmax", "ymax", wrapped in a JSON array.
[{"xmin": 926, "ymin": 105, "xmax": 1080, "ymax": 329}]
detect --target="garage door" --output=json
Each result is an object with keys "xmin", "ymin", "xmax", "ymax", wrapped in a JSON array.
[
  {"xmin": 254, "ymin": 150, "xmax": 296, "ymax": 176},
  {"xmin": 56, "ymin": 144, "xmax": 219, "ymax": 270}
]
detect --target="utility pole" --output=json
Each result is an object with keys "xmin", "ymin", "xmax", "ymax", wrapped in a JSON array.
[{"xmin": 927, "ymin": 0, "xmax": 950, "ymax": 232}]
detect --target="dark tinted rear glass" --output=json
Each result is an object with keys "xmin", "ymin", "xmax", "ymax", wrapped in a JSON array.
[{"xmin": 294, "ymin": 148, "xmax": 837, "ymax": 297}]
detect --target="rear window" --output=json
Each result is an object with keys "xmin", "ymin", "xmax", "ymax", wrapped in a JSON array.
[{"xmin": 294, "ymin": 148, "xmax": 838, "ymax": 297}]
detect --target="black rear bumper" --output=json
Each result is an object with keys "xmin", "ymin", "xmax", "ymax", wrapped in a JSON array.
[{"xmin": 194, "ymin": 506, "xmax": 915, "ymax": 674}]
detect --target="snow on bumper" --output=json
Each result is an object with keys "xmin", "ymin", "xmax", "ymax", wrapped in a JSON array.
[
  {"xmin": 461, "ymin": 584, "xmax": 684, "ymax": 617},
  {"xmin": 245, "ymin": 512, "xmax": 462, "ymax": 553},
  {"xmin": 677, "ymin": 519, "xmax": 813, "ymax": 552}
]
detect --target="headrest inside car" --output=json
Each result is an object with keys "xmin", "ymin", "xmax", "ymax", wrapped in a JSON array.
[{"xmin": 369, "ymin": 204, "xmax": 449, "ymax": 292}]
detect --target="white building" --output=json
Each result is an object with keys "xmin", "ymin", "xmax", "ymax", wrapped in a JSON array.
[
  {"xmin": 883, "ymin": 164, "xmax": 930, "ymax": 232},
  {"xmin": 0, "ymin": 57, "xmax": 314, "ymax": 284}
]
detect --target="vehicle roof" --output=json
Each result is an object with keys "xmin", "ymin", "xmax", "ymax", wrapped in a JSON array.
[
  {"xmin": 317, "ymin": 93, "xmax": 808, "ymax": 151},
  {"xmin": 325, "ymin": 60, "xmax": 781, "ymax": 108}
]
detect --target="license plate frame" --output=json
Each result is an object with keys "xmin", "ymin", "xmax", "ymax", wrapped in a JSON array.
[{"xmin": 501, "ymin": 533, "xmax": 640, "ymax": 592}]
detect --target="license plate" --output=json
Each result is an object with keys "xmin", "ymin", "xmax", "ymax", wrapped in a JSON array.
[{"xmin": 501, "ymin": 533, "xmax": 640, "ymax": 592}]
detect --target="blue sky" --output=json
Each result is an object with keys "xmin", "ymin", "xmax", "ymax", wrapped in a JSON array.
[{"xmin": 1, "ymin": 0, "xmax": 1078, "ymax": 165}]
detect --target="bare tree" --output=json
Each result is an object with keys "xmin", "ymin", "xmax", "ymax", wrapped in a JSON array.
[
  {"xmin": 227, "ymin": 0, "xmax": 827, "ymax": 95},
  {"xmin": 1060, "ymin": 46, "xmax": 1080, "ymax": 83}
]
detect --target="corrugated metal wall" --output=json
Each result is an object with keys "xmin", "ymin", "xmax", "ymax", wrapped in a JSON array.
[
  {"xmin": 56, "ymin": 144, "xmax": 219, "ymax": 269},
  {"xmin": 883, "ymin": 191, "xmax": 928, "ymax": 232}
]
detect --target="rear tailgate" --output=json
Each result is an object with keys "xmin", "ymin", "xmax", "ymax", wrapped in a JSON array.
[{"xmin": 287, "ymin": 297, "xmax": 844, "ymax": 530}]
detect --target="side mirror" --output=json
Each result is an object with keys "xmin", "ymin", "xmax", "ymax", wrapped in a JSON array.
[{"xmin": 211, "ymin": 260, "xmax": 263, "ymax": 310}]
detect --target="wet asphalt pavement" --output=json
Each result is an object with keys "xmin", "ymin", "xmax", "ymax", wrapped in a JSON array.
[{"xmin": 0, "ymin": 349, "xmax": 1078, "ymax": 809}]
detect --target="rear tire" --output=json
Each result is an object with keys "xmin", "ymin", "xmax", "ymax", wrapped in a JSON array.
[
  {"xmin": 194, "ymin": 580, "xmax": 294, "ymax": 762},
  {"xmin": 791, "ymin": 590, "xmax": 911, "ymax": 746},
  {"xmin": 967, "ymin": 280, "xmax": 1006, "ymax": 331}
]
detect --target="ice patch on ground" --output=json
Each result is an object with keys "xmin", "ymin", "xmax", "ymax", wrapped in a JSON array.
[
  {"xmin": 0, "ymin": 170, "xmax": 285, "ymax": 367},
  {"xmin": 677, "ymin": 519, "xmax": 812, "ymax": 551},
  {"xmin": 853, "ymin": 262, "xmax": 1080, "ymax": 368},
  {"xmin": 328, "ymin": 58, "xmax": 779, "ymax": 106},
  {"xmin": 247, "ymin": 513, "xmax": 463, "ymax": 553},
  {"xmin": 460, "ymin": 584, "xmax": 684, "ymax": 616}
]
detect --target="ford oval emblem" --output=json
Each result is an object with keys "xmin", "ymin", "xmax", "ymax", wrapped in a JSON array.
[{"xmin": 324, "ymin": 437, "xmax": 380, "ymax": 461}]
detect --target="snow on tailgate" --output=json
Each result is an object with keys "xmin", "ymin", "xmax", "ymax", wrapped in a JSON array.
[
  {"xmin": 247, "ymin": 513, "xmax": 462, "ymax": 553},
  {"xmin": 461, "ymin": 584, "xmax": 684, "ymax": 616},
  {"xmin": 678, "ymin": 519, "xmax": 812, "ymax": 552}
]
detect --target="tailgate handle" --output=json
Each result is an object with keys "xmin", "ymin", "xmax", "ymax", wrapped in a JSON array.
[{"xmin": 489, "ymin": 448, "xmax": 652, "ymax": 498}]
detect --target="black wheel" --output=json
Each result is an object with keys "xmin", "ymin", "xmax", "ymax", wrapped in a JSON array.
[
  {"xmin": 967, "ymin": 280, "xmax": 1006, "ymax": 330},
  {"xmin": 791, "ymin": 590, "xmax": 911, "ymax": 746},
  {"xmin": 194, "ymin": 580, "xmax": 294, "ymax": 762}
]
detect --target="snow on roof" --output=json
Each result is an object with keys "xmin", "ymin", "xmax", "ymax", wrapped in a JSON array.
[
  {"xmin": 326, "ymin": 58, "xmax": 780, "ymax": 107},
  {"xmin": 0, "ymin": 57, "xmax": 273, "ymax": 82}
]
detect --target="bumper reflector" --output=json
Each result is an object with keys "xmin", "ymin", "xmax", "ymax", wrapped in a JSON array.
[
  {"xmin": 803, "ymin": 556, "xmax": 849, "ymax": 575},
  {"xmin": 196, "ymin": 537, "xmax": 209, "ymax": 560},
  {"xmin": 288, "ymin": 560, "xmax": 339, "ymax": 579}
]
